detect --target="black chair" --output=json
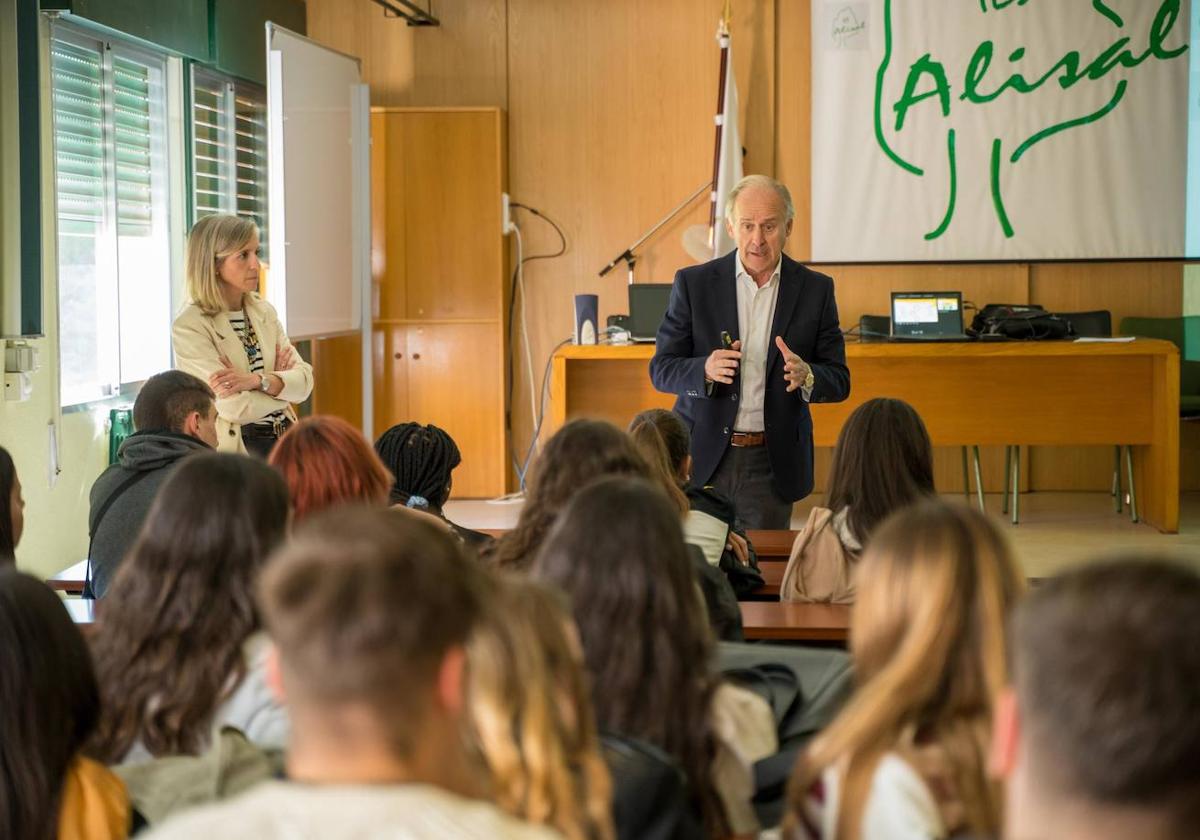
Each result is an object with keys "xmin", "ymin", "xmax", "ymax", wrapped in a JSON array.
[
  {"xmin": 857, "ymin": 313, "xmax": 984, "ymax": 511},
  {"xmin": 1003, "ymin": 310, "xmax": 1127, "ymax": 523}
]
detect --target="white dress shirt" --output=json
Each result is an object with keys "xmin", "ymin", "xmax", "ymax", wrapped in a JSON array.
[{"xmin": 733, "ymin": 253, "xmax": 782, "ymax": 432}]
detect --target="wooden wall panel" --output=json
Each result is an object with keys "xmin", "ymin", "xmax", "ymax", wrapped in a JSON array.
[{"xmin": 307, "ymin": 0, "xmax": 506, "ymax": 108}]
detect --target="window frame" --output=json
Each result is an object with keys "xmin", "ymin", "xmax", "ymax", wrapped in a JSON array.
[
  {"xmin": 48, "ymin": 19, "xmax": 186, "ymax": 412},
  {"xmin": 188, "ymin": 64, "xmax": 269, "ymax": 257}
]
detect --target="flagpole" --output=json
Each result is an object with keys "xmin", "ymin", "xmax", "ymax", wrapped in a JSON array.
[{"xmin": 708, "ymin": 3, "xmax": 733, "ymax": 248}]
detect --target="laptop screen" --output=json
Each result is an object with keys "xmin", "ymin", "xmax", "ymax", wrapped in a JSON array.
[
  {"xmin": 628, "ymin": 284, "xmax": 673, "ymax": 341},
  {"xmin": 890, "ymin": 292, "xmax": 963, "ymax": 338}
]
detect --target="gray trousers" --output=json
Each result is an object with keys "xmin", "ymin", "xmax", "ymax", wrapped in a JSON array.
[{"xmin": 709, "ymin": 444, "xmax": 794, "ymax": 530}]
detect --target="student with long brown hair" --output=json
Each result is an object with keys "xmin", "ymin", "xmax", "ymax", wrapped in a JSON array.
[
  {"xmin": 784, "ymin": 499, "xmax": 1025, "ymax": 840},
  {"xmin": 0, "ymin": 569, "xmax": 130, "ymax": 840},
  {"xmin": 0, "ymin": 445, "xmax": 23, "ymax": 565},
  {"xmin": 781, "ymin": 397, "xmax": 935, "ymax": 603},
  {"xmin": 533, "ymin": 477, "xmax": 777, "ymax": 839},
  {"xmin": 464, "ymin": 574, "xmax": 615, "ymax": 840},
  {"xmin": 88, "ymin": 452, "xmax": 291, "ymax": 764},
  {"xmin": 485, "ymin": 419, "xmax": 647, "ymax": 570}
]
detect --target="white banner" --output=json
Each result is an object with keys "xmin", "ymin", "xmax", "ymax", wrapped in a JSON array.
[{"xmin": 811, "ymin": 0, "xmax": 1191, "ymax": 261}]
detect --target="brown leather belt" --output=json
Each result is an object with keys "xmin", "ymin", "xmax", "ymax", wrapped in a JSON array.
[{"xmin": 730, "ymin": 431, "xmax": 765, "ymax": 447}]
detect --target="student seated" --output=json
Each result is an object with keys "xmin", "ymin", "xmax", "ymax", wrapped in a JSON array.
[
  {"xmin": 269, "ymin": 415, "xmax": 391, "ymax": 524},
  {"xmin": 0, "ymin": 445, "xmax": 23, "ymax": 565},
  {"xmin": 88, "ymin": 453, "xmax": 292, "ymax": 766},
  {"xmin": 994, "ymin": 558, "xmax": 1200, "ymax": 840},
  {"xmin": 485, "ymin": 419, "xmax": 647, "ymax": 569},
  {"xmin": 533, "ymin": 477, "xmax": 778, "ymax": 839},
  {"xmin": 143, "ymin": 507, "xmax": 558, "ymax": 839},
  {"xmin": 629, "ymin": 409, "xmax": 761, "ymax": 596},
  {"xmin": 465, "ymin": 574, "xmax": 615, "ymax": 840},
  {"xmin": 88, "ymin": 370, "xmax": 218, "ymax": 598},
  {"xmin": 781, "ymin": 397, "xmax": 935, "ymax": 603},
  {"xmin": 0, "ymin": 568, "xmax": 131, "ymax": 839},
  {"xmin": 784, "ymin": 499, "xmax": 1024, "ymax": 840},
  {"xmin": 375, "ymin": 421, "xmax": 492, "ymax": 548}
]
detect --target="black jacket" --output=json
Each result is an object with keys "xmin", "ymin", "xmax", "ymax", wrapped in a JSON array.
[{"xmin": 650, "ymin": 251, "xmax": 850, "ymax": 502}]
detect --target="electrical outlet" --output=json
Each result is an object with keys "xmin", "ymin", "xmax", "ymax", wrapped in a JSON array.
[{"xmin": 501, "ymin": 192, "xmax": 515, "ymax": 234}]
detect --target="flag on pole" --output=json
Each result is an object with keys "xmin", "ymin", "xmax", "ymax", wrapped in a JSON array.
[{"xmin": 712, "ymin": 12, "xmax": 742, "ymax": 258}]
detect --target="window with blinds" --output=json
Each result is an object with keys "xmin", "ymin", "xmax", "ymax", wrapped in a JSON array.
[
  {"xmin": 51, "ymin": 27, "xmax": 174, "ymax": 406},
  {"xmin": 191, "ymin": 69, "xmax": 268, "ymax": 257}
]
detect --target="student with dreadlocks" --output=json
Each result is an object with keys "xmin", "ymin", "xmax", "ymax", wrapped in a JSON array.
[{"xmin": 375, "ymin": 422, "xmax": 492, "ymax": 549}]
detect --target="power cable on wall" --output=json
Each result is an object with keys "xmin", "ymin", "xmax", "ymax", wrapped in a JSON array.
[{"xmin": 500, "ymin": 203, "xmax": 569, "ymax": 495}]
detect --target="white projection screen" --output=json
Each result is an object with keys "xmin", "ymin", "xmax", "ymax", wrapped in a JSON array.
[
  {"xmin": 810, "ymin": 0, "xmax": 1195, "ymax": 262},
  {"xmin": 266, "ymin": 24, "xmax": 369, "ymax": 338}
]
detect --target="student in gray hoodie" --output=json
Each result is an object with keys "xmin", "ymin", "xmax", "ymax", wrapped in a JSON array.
[{"xmin": 87, "ymin": 371, "xmax": 218, "ymax": 597}]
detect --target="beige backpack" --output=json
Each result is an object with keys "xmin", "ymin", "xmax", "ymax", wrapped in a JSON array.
[{"xmin": 779, "ymin": 507, "xmax": 858, "ymax": 604}]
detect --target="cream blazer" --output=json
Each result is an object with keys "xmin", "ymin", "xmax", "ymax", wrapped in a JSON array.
[{"xmin": 172, "ymin": 294, "xmax": 314, "ymax": 454}]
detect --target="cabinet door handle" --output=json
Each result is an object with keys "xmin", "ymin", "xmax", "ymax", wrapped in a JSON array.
[
  {"xmin": 412, "ymin": 353, "xmax": 421, "ymax": 360},
  {"xmin": 393, "ymin": 352, "xmax": 403, "ymax": 359}
]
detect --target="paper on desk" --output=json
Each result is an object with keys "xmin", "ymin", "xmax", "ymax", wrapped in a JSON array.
[{"xmin": 1074, "ymin": 336, "xmax": 1135, "ymax": 343}]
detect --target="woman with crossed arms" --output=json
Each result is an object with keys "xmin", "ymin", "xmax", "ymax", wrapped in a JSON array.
[{"xmin": 173, "ymin": 214, "xmax": 313, "ymax": 457}]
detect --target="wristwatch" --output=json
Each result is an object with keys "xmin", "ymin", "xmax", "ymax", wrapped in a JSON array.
[
  {"xmin": 803, "ymin": 367, "xmax": 815, "ymax": 391},
  {"xmin": 258, "ymin": 374, "xmax": 271, "ymax": 393}
]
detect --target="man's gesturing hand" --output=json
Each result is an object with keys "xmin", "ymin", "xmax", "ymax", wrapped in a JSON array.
[
  {"xmin": 775, "ymin": 336, "xmax": 811, "ymax": 393},
  {"xmin": 705, "ymin": 340, "xmax": 742, "ymax": 385}
]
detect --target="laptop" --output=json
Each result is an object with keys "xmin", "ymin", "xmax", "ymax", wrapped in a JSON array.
[
  {"xmin": 889, "ymin": 291, "xmax": 971, "ymax": 341},
  {"xmin": 628, "ymin": 283, "xmax": 673, "ymax": 342}
]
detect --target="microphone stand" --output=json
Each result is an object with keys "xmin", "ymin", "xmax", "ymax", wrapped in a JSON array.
[{"xmin": 598, "ymin": 181, "xmax": 711, "ymax": 284}]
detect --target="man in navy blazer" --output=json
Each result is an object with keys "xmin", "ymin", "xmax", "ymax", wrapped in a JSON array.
[{"xmin": 650, "ymin": 175, "xmax": 849, "ymax": 528}]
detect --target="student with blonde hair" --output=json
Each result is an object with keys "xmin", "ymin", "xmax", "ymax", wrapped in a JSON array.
[
  {"xmin": 173, "ymin": 214, "xmax": 313, "ymax": 456},
  {"xmin": 465, "ymin": 574, "xmax": 615, "ymax": 840},
  {"xmin": 784, "ymin": 499, "xmax": 1024, "ymax": 840}
]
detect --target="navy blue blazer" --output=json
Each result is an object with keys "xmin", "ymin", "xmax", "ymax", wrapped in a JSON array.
[{"xmin": 649, "ymin": 251, "xmax": 850, "ymax": 502}]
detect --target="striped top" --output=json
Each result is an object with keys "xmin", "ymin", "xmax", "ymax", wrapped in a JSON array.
[{"xmin": 229, "ymin": 310, "xmax": 286, "ymax": 426}]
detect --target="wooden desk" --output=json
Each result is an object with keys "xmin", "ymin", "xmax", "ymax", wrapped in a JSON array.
[
  {"xmin": 551, "ymin": 341, "xmax": 1180, "ymax": 532},
  {"xmin": 48, "ymin": 559, "xmax": 88, "ymax": 595},
  {"xmin": 740, "ymin": 601, "xmax": 850, "ymax": 642},
  {"xmin": 756, "ymin": 561, "xmax": 785, "ymax": 598}
]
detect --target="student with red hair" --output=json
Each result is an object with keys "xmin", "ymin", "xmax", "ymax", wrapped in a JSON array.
[{"xmin": 269, "ymin": 416, "xmax": 391, "ymax": 523}]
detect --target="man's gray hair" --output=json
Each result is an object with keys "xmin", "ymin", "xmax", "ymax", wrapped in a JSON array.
[{"xmin": 724, "ymin": 174, "xmax": 795, "ymax": 223}]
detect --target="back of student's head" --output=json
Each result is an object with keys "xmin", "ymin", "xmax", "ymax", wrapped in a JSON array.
[
  {"xmin": 627, "ymin": 412, "xmax": 689, "ymax": 515},
  {"xmin": 788, "ymin": 499, "xmax": 1023, "ymax": 840},
  {"xmin": 259, "ymin": 506, "xmax": 485, "ymax": 756},
  {"xmin": 270, "ymin": 415, "xmax": 392, "ymax": 523},
  {"xmin": 1010, "ymin": 558, "xmax": 1200, "ymax": 835},
  {"xmin": 465, "ymin": 573, "xmax": 614, "ymax": 840},
  {"xmin": 532, "ymin": 476, "xmax": 726, "ymax": 836},
  {"xmin": 0, "ymin": 569, "xmax": 101, "ymax": 840},
  {"xmin": 89, "ymin": 452, "xmax": 290, "ymax": 761},
  {"xmin": 630, "ymin": 409, "xmax": 690, "ymax": 473},
  {"xmin": 374, "ymin": 421, "xmax": 462, "ymax": 509},
  {"xmin": 133, "ymin": 370, "xmax": 215, "ymax": 433},
  {"xmin": 826, "ymin": 397, "xmax": 935, "ymax": 546},
  {"xmin": 0, "ymin": 445, "xmax": 17, "ymax": 563},
  {"xmin": 488, "ymin": 419, "xmax": 648, "ymax": 569}
]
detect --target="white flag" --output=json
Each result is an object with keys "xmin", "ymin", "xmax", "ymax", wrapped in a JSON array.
[{"xmin": 712, "ymin": 31, "xmax": 742, "ymax": 259}]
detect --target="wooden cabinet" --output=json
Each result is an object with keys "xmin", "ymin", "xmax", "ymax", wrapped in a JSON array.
[{"xmin": 369, "ymin": 107, "xmax": 509, "ymax": 497}]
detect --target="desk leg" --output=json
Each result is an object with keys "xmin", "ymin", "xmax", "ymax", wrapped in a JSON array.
[{"xmin": 1136, "ymin": 350, "xmax": 1180, "ymax": 533}]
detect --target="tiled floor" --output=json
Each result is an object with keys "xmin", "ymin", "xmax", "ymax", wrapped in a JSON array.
[{"xmin": 446, "ymin": 491, "xmax": 1200, "ymax": 579}]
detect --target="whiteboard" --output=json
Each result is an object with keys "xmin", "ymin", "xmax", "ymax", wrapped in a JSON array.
[
  {"xmin": 266, "ymin": 24, "xmax": 368, "ymax": 338},
  {"xmin": 810, "ymin": 0, "xmax": 1192, "ymax": 261}
]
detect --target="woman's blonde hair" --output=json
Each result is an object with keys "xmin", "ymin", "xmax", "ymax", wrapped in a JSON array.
[
  {"xmin": 185, "ymin": 214, "xmax": 258, "ymax": 315},
  {"xmin": 464, "ymin": 574, "xmax": 615, "ymax": 840},
  {"xmin": 786, "ymin": 499, "xmax": 1025, "ymax": 840}
]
